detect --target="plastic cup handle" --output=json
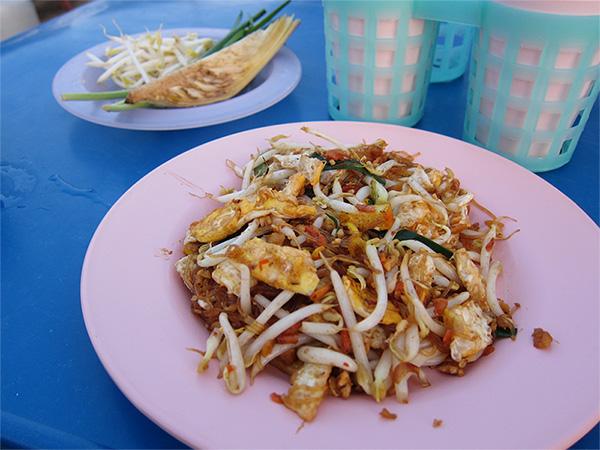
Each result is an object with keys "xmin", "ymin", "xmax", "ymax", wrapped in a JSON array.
[{"xmin": 413, "ymin": 0, "xmax": 485, "ymax": 26}]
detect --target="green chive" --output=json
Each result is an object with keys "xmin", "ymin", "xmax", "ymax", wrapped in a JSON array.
[
  {"xmin": 392, "ymin": 229, "xmax": 454, "ymax": 259},
  {"xmin": 61, "ymin": 90, "xmax": 129, "ymax": 101},
  {"xmin": 309, "ymin": 152, "xmax": 386, "ymax": 185},
  {"xmin": 253, "ymin": 162, "xmax": 268, "ymax": 177},
  {"xmin": 496, "ymin": 327, "xmax": 518, "ymax": 338}
]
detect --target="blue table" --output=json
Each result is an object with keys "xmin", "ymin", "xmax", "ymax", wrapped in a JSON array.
[{"xmin": 2, "ymin": 1, "xmax": 598, "ymax": 448}]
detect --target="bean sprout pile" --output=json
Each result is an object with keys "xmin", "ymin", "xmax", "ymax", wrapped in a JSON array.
[
  {"xmin": 176, "ymin": 127, "xmax": 517, "ymax": 422},
  {"xmin": 86, "ymin": 26, "xmax": 213, "ymax": 89}
]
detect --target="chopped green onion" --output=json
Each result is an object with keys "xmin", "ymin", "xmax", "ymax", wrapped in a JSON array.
[
  {"xmin": 309, "ymin": 152, "xmax": 386, "ymax": 185},
  {"xmin": 392, "ymin": 229, "xmax": 454, "ymax": 259},
  {"xmin": 102, "ymin": 100, "xmax": 155, "ymax": 111},
  {"xmin": 496, "ymin": 327, "xmax": 518, "ymax": 339},
  {"xmin": 371, "ymin": 228, "xmax": 454, "ymax": 259},
  {"xmin": 61, "ymin": 90, "xmax": 129, "ymax": 101},
  {"xmin": 371, "ymin": 178, "xmax": 388, "ymax": 204},
  {"xmin": 253, "ymin": 162, "xmax": 268, "ymax": 177},
  {"xmin": 325, "ymin": 213, "xmax": 339, "ymax": 230}
]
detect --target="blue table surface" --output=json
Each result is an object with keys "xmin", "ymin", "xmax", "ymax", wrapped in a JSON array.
[{"xmin": 1, "ymin": 1, "xmax": 598, "ymax": 449}]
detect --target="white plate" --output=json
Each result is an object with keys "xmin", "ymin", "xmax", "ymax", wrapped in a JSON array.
[
  {"xmin": 52, "ymin": 28, "xmax": 301, "ymax": 130},
  {"xmin": 81, "ymin": 121, "xmax": 599, "ymax": 449}
]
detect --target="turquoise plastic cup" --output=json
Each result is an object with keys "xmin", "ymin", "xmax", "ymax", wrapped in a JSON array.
[
  {"xmin": 415, "ymin": 0, "xmax": 600, "ymax": 172},
  {"xmin": 431, "ymin": 22, "xmax": 474, "ymax": 83},
  {"xmin": 322, "ymin": 0, "xmax": 439, "ymax": 127}
]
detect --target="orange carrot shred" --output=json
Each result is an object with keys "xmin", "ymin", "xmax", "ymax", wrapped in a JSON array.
[
  {"xmin": 310, "ymin": 284, "xmax": 332, "ymax": 301},
  {"xmin": 443, "ymin": 328, "xmax": 453, "ymax": 345},
  {"xmin": 340, "ymin": 329, "xmax": 351, "ymax": 354},
  {"xmin": 270, "ymin": 392, "xmax": 283, "ymax": 404},
  {"xmin": 432, "ymin": 298, "xmax": 448, "ymax": 316}
]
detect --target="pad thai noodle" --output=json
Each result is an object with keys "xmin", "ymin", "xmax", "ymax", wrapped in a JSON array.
[{"xmin": 175, "ymin": 127, "xmax": 517, "ymax": 421}]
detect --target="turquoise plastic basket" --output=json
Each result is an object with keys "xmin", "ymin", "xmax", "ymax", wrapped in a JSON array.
[
  {"xmin": 415, "ymin": 0, "xmax": 600, "ymax": 172},
  {"xmin": 323, "ymin": 0, "xmax": 439, "ymax": 126},
  {"xmin": 431, "ymin": 22, "xmax": 474, "ymax": 83}
]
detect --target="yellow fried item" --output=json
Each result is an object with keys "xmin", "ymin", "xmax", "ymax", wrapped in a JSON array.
[
  {"xmin": 228, "ymin": 237, "xmax": 319, "ymax": 295},
  {"xmin": 443, "ymin": 300, "xmax": 493, "ymax": 362},
  {"xmin": 339, "ymin": 203, "xmax": 394, "ymax": 232},
  {"xmin": 211, "ymin": 260, "xmax": 257, "ymax": 296},
  {"xmin": 454, "ymin": 248, "xmax": 489, "ymax": 311},
  {"xmin": 190, "ymin": 187, "xmax": 317, "ymax": 243},
  {"xmin": 281, "ymin": 363, "xmax": 332, "ymax": 422}
]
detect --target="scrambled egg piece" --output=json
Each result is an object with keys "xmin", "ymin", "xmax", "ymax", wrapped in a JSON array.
[
  {"xmin": 211, "ymin": 260, "xmax": 257, "ymax": 296},
  {"xmin": 408, "ymin": 251, "xmax": 435, "ymax": 286},
  {"xmin": 273, "ymin": 154, "xmax": 325, "ymax": 186},
  {"xmin": 190, "ymin": 186, "xmax": 317, "ymax": 243},
  {"xmin": 339, "ymin": 203, "xmax": 394, "ymax": 231},
  {"xmin": 175, "ymin": 254, "xmax": 198, "ymax": 292},
  {"xmin": 228, "ymin": 237, "xmax": 319, "ymax": 296},
  {"xmin": 395, "ymin": 200, "xmax": 446, "ymax": 239},
  {"xmin": 443, "ymin": 300, "xmax": 493, "ymax": 362},
  {"xmin": 454, "ymin": 249, "xmax": 488, "ymax": 311},
  {"xmin": 281, "ymin": 362, "xmax": 332, "ymax": 422}
]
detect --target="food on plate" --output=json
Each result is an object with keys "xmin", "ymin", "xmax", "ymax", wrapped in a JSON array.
[
  {"xmin": 175, "ymin": 127, "xmax": 518, "ymax": 422},
  {"xmin": 532, "ymin": 327, "xmax": 553, "ymax": 349},
  {"xmin": 61, "ymin": 1, "xmax": 297, "ymax": 111},
  {"xmin": 85, "ymin": 27, "xmax": 214, "ymax": 90},
  {"xmin": 380, "ymin": 408, "xmax": 397, "ymax": 420},
  {"xmin": 124, "ymin": 15, "xmax": 299, "ymax": 108}
]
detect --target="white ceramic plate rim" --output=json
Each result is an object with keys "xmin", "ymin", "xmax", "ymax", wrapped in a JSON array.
[
  {"xmin": 52, "ymin": 27, "xmax": 302, "ymax": 130},
  {"xmin": 80, "ymin": 121, "xmax": 599, "ymax": 449}
]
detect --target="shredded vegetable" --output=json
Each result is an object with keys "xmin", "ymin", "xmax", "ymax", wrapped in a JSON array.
[
  {"xmin": 175, "ymin": 127, "xmax": 519, "ymax": 422},
  {"xmin": 85, "ymin": 26, "xmax": 214, "ymax": 89}
]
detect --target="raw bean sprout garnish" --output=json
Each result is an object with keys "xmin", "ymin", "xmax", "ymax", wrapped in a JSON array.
[
  {"xmin": 61, "ymin": 1, "xmax": 297, "ymax": 111},
  {"xmin": 176, "ymin": 127, "xmax": 519, "ymax": 422}
]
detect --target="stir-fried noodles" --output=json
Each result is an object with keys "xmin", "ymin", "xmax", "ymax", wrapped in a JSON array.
[{"xmin": 176, "ymin": 127, "xmax": 517, "ymax": 421}]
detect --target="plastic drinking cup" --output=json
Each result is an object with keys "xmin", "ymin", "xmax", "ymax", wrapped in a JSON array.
[
  {"xmin": 415, "ymin": 0, "xmax": 600, "ymax": 172},
  {"xmin": 323, "ymin": 0, "xmax": 439, "ymax": 126},
  {"xmin": 431, "ymin": 21, "xmax": 474, "ymax": 83}
]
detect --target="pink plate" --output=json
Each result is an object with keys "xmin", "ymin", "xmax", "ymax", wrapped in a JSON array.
[{"xmin": 81, "ymin": 121, "xmax": 599, "ymax": 449}]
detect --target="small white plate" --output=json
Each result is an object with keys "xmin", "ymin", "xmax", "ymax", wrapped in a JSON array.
[
  {"xmin": 52, "ymin": 28, "xmax": 301, "ymax": 130},
  {"xmin": 81, "ymin": 121, "xmax": 599, "ymax": 449}
]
